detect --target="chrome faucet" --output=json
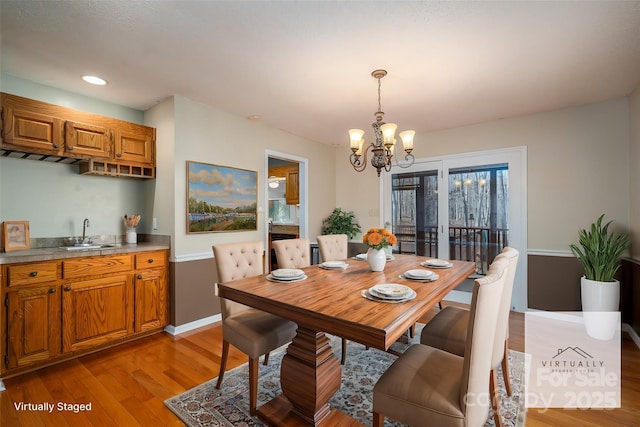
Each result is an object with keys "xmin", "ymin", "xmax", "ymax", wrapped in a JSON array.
[{"xmin": 82, "ymin": 218, "xmax": 90, "ymax": 243}]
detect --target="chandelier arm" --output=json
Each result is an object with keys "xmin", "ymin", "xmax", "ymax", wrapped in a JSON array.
[
  {"xmin": 392, "ymin": 152, "xmax": 416, "ymax": 169},
  {"xmin": 350, "ymin": 142, "xmax": 373, "ymax": 172}
]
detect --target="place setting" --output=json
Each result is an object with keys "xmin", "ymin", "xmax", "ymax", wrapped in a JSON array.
[
  {"xmin": 266, "ymin": 268, "xmax": 307, "ymax": 283},
  {"xmin": 319, "ymin": 260, "xmax": 349, "ymax": 270},
  {"xmin": 420, "ymin": 258, "xmax": 453, "ymax": 269},
  {"xmin": 361, "ymin": 283, "xmax": 416, "ymax": 303},
  {"xmin": 399, "ymin": 269, "xmax": 439, "ymax": 282},
  {"xmin": 353, "ymin": 252, "xmax": 395, "ymax": 261}
]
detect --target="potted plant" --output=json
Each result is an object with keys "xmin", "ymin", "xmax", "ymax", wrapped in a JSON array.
[
  {"xmin": 321, "ymin": 208, "xmax": 362, "ymax": 239},
  {"xmin": 569, "ymin": 214, "xmax": 630, "ymax": 339}
]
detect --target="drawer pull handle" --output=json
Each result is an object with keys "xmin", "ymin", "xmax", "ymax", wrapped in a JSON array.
[
  {"xmin": 67, "ymin": 145, "xmax": 74, "ymax": 150},
  {"xmin": 137, "ymin": 274, "xmax": 143, "ymax": 280},
  {"xmin": 49, "ymin": 288, "xmax": 56, "ymax": 294},
  {"xmin": 64, "ymin": 286, "xmax": 72, "ymax": 292},
  {"xmin": 148, "ymin": 259, "xmax": 154, "ymax": 263},
  {"xmin": 30, "ymin": 271, "xmax": 38, "ymax": 277}
]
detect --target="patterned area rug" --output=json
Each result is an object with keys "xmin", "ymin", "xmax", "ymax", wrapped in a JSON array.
[{"xmin": 165, "ymin": 332, "xmax": 526, "ymax": 426}]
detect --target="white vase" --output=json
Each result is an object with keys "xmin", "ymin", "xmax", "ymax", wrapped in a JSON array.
[
  {"xmin": 581, "ymin": 277, "xmax": 620, "ymax": 340},
  {"xmin": 126, "ymin": 227, "xmax": 137, "ymax": 244},
  {"xmin": 367, "ymin": 248, "xmax": 386, "ymax": 272}
]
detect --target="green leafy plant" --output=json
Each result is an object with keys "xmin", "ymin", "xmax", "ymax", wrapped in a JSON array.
[
  {"xmin": 569, "ymin": 214, "xmax": 630, "ymax": 282},
  {"xmin": 321, "ymin": 208, "xmax": 361, "ymax": 239}
]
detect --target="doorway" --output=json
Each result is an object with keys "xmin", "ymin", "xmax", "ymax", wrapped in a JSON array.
[
  {"xmin": 265, "ymin": 150, "xmax": 308, "ymax": 271},
  {"xmin": 382, "ymin": 147, "xmax": 527, "ymax": 311}
]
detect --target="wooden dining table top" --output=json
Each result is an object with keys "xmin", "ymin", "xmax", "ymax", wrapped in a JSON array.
[{"xmin": 217, "ymin": 254, "xmax": 476, "ymax": 350}]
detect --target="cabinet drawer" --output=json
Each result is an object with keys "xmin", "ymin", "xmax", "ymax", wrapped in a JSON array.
[
  {"xmin": 135, "ymin": 251, "xmax": 167, "ymax": 270},
  {"xmin": 62, "ymin": 254, "xmax": 132, "ymax": 279},
  {"xmin": 6, "ymin": 261, "xmax": 59, "ymax": 287}
]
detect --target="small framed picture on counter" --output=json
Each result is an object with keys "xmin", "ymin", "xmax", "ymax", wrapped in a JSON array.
[{"xmin": 2, "ymin": 221, "xmax": 30, "ymax": 252}]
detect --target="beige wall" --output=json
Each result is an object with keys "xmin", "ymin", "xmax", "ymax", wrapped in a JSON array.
[
  {"xmin": 337, "ymin": 98, "xmax": 630, "ymax": 252},
  {"xmin": 629, "ymin": 85, "xmax": 640, "ymax": 260}
]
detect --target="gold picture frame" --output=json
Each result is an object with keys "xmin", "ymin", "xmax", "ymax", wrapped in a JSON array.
[{"xmin": 2, "ymin": 221, "xmax": 30, "ymax": 252}]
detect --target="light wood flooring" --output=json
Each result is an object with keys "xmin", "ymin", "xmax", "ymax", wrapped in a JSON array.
[{"xmin": 1, "ymin": 303, "xmax": 639, "ymax": 426}]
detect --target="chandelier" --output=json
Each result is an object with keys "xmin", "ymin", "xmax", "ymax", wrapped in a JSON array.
[{"xmin": 349, "ymin": 69, "xmax": 415, "ymax": 176}]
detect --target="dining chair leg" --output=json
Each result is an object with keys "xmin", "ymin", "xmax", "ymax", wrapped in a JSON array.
[
  {"xmin": 502, "ymin": 339, "xmax": 512, "ymax": 396},
  {"xmin": 249, "ymin": 357, "xmax": 259, "ymax": 416},
  {"xmin": 216, "ymin": 340, "xmax": 230, "ymax": 389},
  {"xmin": 373, "ymin": 411, "xmax": 384, "ymax": 427},
  {"xmin": 263, "ymin": 351, "xmax": 270, "ymax": 366},
  {"xmin": 408, "ymin": 324, "xmax": 415, "ymax": 338},
  {"xmin": 341, "ymin": 338, "xmax": 347, "ymax": 365},
  {"xmin": 490, "ymin": 368, "xmax": 504, "ymax": 427}
]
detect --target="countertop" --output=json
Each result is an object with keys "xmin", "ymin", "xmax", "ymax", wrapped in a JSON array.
[{"xmin": 0, "ymin": 242, "xmax": 170, "ymax": 265}]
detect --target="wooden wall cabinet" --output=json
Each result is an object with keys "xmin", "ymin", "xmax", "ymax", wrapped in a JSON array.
[
  {"xmin": 0, "ymin": 93, "xmax": 156, "ymax": 178},
  {"xmin": 285, "ymin": 168, "xmax": 300, "ymax": 205},
  {"xmin": 1, "ymin": 249, "xmax": 169, "ymax": 376}
]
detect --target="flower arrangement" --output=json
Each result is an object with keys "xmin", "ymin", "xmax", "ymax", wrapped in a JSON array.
[{"xmin": 362, "ymin": 227, "xmax": 397, "ymax": 250}]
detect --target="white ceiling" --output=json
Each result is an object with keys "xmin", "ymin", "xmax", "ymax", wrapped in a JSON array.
[{"xmin": 2, "ymin": 1, "xmax": 640, "ymax": 147}]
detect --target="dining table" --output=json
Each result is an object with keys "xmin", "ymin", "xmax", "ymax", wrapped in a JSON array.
[{"xmin": 217, "ymin": 253, "xmax": 476, "ymax": 427}]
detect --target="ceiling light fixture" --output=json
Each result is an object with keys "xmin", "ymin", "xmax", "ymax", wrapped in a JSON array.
[
  {"xmin": 81, "ymin": 75, "xmax": 107, "ymax": 86},
  {"xmin": 349, "ymin": 69, "xmax": 415, "ymax": 177},
  {"xmin": 268, "ymin": 176, "xmax": 281, "ymax": 188}
]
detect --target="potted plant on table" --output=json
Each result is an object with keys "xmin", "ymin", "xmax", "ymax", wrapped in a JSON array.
[
  {"xmin": 362, "ymin": 227, "xmax": 397, "ymax": 272},
  {"xmin": 569, "ymin": 214, "xmax": 630, "ymax": 339},
  {"xmin": 321, "ymin": 208, "xmax": 362, "ymax": 239}
]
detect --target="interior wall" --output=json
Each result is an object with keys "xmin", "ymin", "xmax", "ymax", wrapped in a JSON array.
[
  {"xmin": 337, "ymin": 98, "xmax": 630, "ymax": 252},
  {"xmin": 629, "ymin": 84, "xmax": 640, "ymax": 260}
]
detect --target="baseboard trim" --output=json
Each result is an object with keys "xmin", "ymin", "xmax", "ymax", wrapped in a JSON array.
[
  {"xmin": 623, "ymin": 323, "xmax": 640, "ymax": 349},
  {"xmin": 164, "ymin": 314, "xmax": 221, "ymax": 336}
]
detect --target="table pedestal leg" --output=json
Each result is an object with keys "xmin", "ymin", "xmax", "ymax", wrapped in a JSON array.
[{"xmin": 258, "ymin": 327, "xmax": 343, "ymax": 426}]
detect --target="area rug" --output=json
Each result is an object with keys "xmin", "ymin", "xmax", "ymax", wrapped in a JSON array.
[{"xmin": 165, "ymin": 333, "xmax": 526, "ymax": 426}]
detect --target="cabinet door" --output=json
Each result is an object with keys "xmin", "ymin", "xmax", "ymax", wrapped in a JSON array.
[
  {"xmin": 7, "ymin": 286, "xmax": 61, "ymax": 368},
  {"xmin": 1, "ymin": 107, "xmax": 64, "ymax": 154},
  {"xmin": 285, "ymin": 169, "xmax": 299, "ymax": 205},
  {"xmin": 62, "ymin": 275, "xmax": 133, "ymax": 353},
  {"xmin": 64, "ymin": 120, "xmax": 111, "ymax": 158},
  {"xmin": 114, "ymin": 129, "xmax": 153, "ymax": 166},
  {"xmin": 134, "ymin": 269, "xmax": 168, "ymax": 332}
]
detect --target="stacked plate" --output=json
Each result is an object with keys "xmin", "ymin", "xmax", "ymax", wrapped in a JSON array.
[
  {"xmin": 363, "ymin": 283, "xmax": 417, "ymax": 303},
  {"xmin": 354, "ymin": 253, "xmax": 395, "ymax": 261},
  {"xmin": 400, "ymin": 269, "xmax": 439, "ymax": 282},
  {"xmin": 421, "ymin": 258, "xmax": 453, "ymax": 269},
  {"xmin": 319, "ymin": 261, "xmax": 349, "ymax": 270},
  {"xmin": 267, "ymin": 268, "xmax": 307, "ymax": 282}
]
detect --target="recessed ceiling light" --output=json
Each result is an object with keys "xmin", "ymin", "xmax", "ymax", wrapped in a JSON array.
[
  {"xmin": 81, "ymin": 75, "xmax": 107, "ymax": 85},
  {"xmin": 247, "ymin": 115, "xmax": 261, "ymax": 122}
]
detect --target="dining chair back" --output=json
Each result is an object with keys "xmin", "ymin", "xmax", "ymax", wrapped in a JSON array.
[
  {"xmin": 373, "ymin": 256, "xmax": 509, "ymax": 427},
  {"xmin": 316, "ymin": 234, "xmax": 348, "ymax": 262},
  {"xmin": 419, "ymin": 246, "xmax": 520, "ymax": 426},
  {"xmin": 212, "ymin": 241, "xmax": 297, "ymax": 416},
  {"xmin": 272, "ymin": 238, "xmax": 311, "ymax": 268}
]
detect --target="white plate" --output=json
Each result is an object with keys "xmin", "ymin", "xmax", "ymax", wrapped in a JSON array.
[
  {"xmin": 321, "ymin": 261, "xmax": 348, "ymax": 269},
  {"xmin": 271, "ymin": 268, "xmax": 305, "ymax": 279},
  {"xmin": 403, "ymin": 269, "xmax": 435, "ymax": 279},
  {"xmin": 266, "ymin": 274, "xmax": 307, "ymax": 283},
  {"xmin": 421, "ymin": 259, "xmax": 453, "ymax": 268},
  {"xmin": 362, "ymin": 289, "xmax": 417, "ymax": 303},
  {"xmin": 371, "ymin": 283, "xmax": 412, "ymax": 298}
]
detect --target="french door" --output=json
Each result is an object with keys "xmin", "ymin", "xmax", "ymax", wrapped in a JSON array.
[{"xmin": 382, "ymin": 147, "xmax": 527, "ymax": 311}]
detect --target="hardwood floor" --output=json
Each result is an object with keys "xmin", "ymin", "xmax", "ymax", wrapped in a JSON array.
[{"xmin": 1, "ymin": 305, "xmax": 639, "ymax": 426}]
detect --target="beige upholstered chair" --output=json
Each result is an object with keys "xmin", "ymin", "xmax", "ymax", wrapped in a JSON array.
[
  {"xmin": 272, "ymin": 238, "xmax": 311, "ymax": 269},
  {"xmin": 212, "ymin": 241, "xmax": 297, "ymax": 416},
  {"xmin": 315, "ymin": 234, "xmax": 351, "ymax": 364},
  {"xmin": 316, "ymin": 234, "xmax": 348, "ymax": 262},
  {"xmin": 373, "ymin": 256, "xmax": 509, "ymax": 427},
  {"xmin": 419, "ymin": 247, "xmax": 519, "ymax": 426}
]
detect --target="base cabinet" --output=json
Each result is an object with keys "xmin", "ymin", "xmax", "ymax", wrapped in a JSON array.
[
  {"xmin": 62, "ymin": 275, "xmax": 134, "ymax": 353},
  {"xmin": 1, "ymin": 249, "xmax": 169, "ymax": 376},
  {"xmin": 6, "ymin": 285, "xmax": 61, "ymax": 369}
]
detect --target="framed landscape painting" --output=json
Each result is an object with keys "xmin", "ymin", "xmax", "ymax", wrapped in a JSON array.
[{"xmin": 187, "ymin": 161, "xmax": 258, "ymax": 233}]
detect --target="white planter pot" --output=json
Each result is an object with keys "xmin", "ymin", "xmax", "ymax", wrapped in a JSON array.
[
  {"xmin": 367, "ymin": 248, "xmax": 386, "ymax": 272},
  {"xmin": 581, "ymin": 277, "xmax": 620, "ymax": 341}
]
